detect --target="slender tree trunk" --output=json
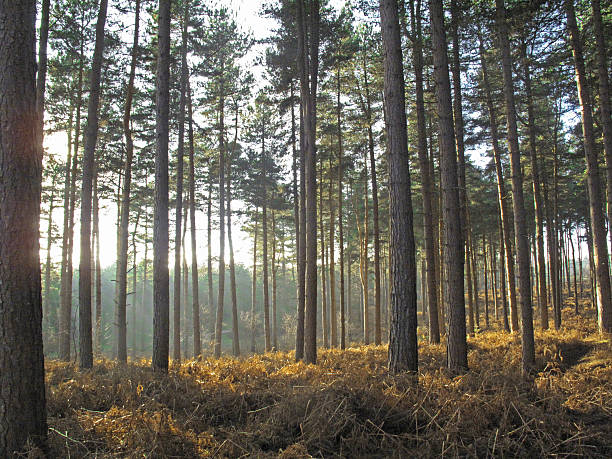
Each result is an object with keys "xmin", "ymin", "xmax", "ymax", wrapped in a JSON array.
[
  {"xmin": 498, "ymin": 212, "xmax": 510, "ymax": 331},
  {"xmin": 329, "ymin": 156, "xmax": 337, "ymax": 347},
  {"xmin": 207, "ymin": 179, "xmax": 214, "ymax": 340},
  {"xmin": 79, "ymin": 0, "xmax": 108, "ymax": 369},
  {"xmin": 591, "ymin": 0, "xmax": 612, "ymax": 253},
  {"xmin": 466, "ymin": 237, "xmax": 475, "ymax": 335},
  {"xmin": 214, "ymin": 83, "xmax": 227, "ymax": 358},
  {"xmin": 173, "ymin": 0, "xmax": 188, "ymax": 363},
  {"xmin": 44, "ymin": 189, "xmax": 55, "ymax": 335},
  {"xmin": 320, "ymin": 166, "xmax": 328, "ymax": 348},
  {"xmin": 496, "ymin": 0, "xmax": 536, "ymax": 373},
  {"xmin": 152, "ymin": 0, "xmax": 171, "ymax": 372},
  {"xmin": 116, "ymin": 0, "xmax": 140, "ymax": 364},
  {"xmin": 491, "ymin": 236, "xmax": 499, "ymax": 322},
  {"xmin": 483, "ymin": 234, "xmax": 489, "ymax": 327},
  {"xmin": 570, "ymin": 229, "xmax": 578, "ymax": 313},
  {"xmin": 336, "ymin": 68, "xmax": 346, "ymax": 350},
  {"xmin": 251, "ymin": 212, "xmax": 258, "ymax": 353},
  {"xmin": 272, "ymin": 211, "xmax": 278, "ymax": 350},
  {"xmin": 295, "ymin": 105, "xmax": 306, "ymax": 360},
  {"xmin": 187, "ymin": 81, "xmax": 200, "ymax": 357},
  {"xmin": 228, "ymin": 103, "xmax": 240, "ymax": 357},
  {"xmin": 521, "ymin": 39, "xmax": 548, "ymax": 333},
  {"xmin": 93, "ymin": 172, "xmax": 102, "ymax": 354},
  {"xmin": 0, "ymin": 1, "xmax": 47, "ymax": 451},
  {"xmin": 380, "ymin": 0, "xmax": 418, "ymax": 373},
  {"xmin": 408, "ymin": 0, "xmax": 439, "ymax": 343},
  {"xmin": 478, "ymin": 36, "xmax": 518, "ymax": 332},
  {"xmin": 296, "ymin": 0, "xmax": 319, "ymax": 364},
  {"xmin": 262, "ymin": 120, "xmax": 271, "ymax": 352},
  {"xmin": 566, "ymin": 0, "xmax": 612, "ymax": 334}
]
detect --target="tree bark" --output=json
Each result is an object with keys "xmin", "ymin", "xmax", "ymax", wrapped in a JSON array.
[
  {"xmin": 565, "ymin": 0, "xmax": 612, "ymax": 334},
  {"xmin": 380, "ymin": 0, "xmax": 418, "ymax": 373},
  {"xmin": 0, "ymin": 0, "xmax": 48, "ymax": 451},
  {"xmin": 117, "ymin": 0, "xmax": 140, "ymax": 364},
  {"xmin": 296, "ymin": 0, "xmax": 319, "ymax": 364},
  {"xmin": 337, "ymin": 68, "xmax": 346, "ymax": 350},
  {"xmin": 228, "ymin": 102, "xmax": 240, "ymax": 357},
  {"xmin": 214, "ymin": 80, "xmax": 227, "ymax": 358},
  {"xmin": 496, "ymin": 0, "xmax": 536, "ymax": 373},
  {"xmin": 430, "ymin": 0, "xmax": 467, "ymax": 372},
  {"xmin": 78, "ymin": 0, "xmax": 108, "ymax": 369},
  {"xmin": 251, "ymin": 212, "xmax": 258, "ymax": 353},
  {"xmin": 478, "ymin": 36, "xmax": 519, "ymax": 332},
  {"xmin": 591, "ymin": 0, "xmax": 612, "ymax": 253},
  {"xmin": 187, "ymin": 81, "xmax": 201, "ymax": 357},
  {"xmin": 152, "ymin": 0, "xmax": 171, "ymax": 372},
  {"xmin": 173, "ymin": 0, "xmax": 188, "ymax": 362}
]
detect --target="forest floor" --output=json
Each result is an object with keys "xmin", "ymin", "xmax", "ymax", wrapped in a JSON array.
[{"xmin": 41, "ymin": 303, "xmax": 611, "ymax": 458}]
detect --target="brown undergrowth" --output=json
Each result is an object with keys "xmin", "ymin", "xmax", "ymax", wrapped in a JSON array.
[{"xmin": 43, "ymin": 307, "xmax": 611, "ymax": 458}]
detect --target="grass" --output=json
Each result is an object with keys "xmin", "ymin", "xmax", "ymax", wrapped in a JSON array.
[{"xmin": 40, "ymin": 305, "xmax": 611, "ymax": 458}]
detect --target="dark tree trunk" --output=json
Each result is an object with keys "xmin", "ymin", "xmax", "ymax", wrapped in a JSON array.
[
  {"xmin": 251, "ymin": 212, "xmax": 258, "ymax": 353},
  {"xmin": 565, "ymin": 0, "xmax": 612, "ymax": 334},
  {"xmin": 43, "ymin": 188, "xmax": 55, "ymax": 334},
  {"xmin": 478, "ymin": 36, "xmax": 518, "ymax": 332},
  {"xmin": 117, "ymin": 0, "xmax": 140, "ymax": 364},
  {"xmin": 228, "ymin": 103, "xmax": 240, "ymax": 357},
  {"xmin": 521, "ymin": 39, "xmax": 548, "ymax": 332},
  {"xmin": 430, "ymin": 0, "xmax": 467, "ymax": 372},
  {"xmin": 591, "ymin": 0, "xmax": 612, "ymax": 253},
  {"xmin": 407, "ymin": 0, "xmax": 439, "ymax": 343},
  {"xmin": 79, "ymin": 0, "xmax": 108, "ymax": 369},
  {"xmin": 152, "ymin": 0, "xmax": 171, "ymax": 372},
  {"xmin": 207, "ymin": 180, "xmax": 214, "ymax": 339},
  {"xmin": 0, "ymin": 0, "xmax": 47, "ymax": 452},
  {"xmin": 93, "ymin": 171, "xmax": 102, "ymax": 354},
  {"xmin": 173, "ymin": 0, "xmax": 188, "ymax": 362},
  {"xmin": 380, "ymin": 0, "xmax": 418, "ymax": 373},
  {"xmin": 296, "ymin": 0, "xmax": 320, "ymax": 364},
  {"xmin": 496, "ymin": 0, "xmax": 536, "ymax": 373},
  {"xmin": 337, "ymin": 68, "xmax": 346, "ymax": 350},
  {"xmin": 187, "ymin": 81, "xmax": 200, "ymax": 356},
  {"xmin": 214, "ymin": 84, "xmax": 226, "ymax": 358}
]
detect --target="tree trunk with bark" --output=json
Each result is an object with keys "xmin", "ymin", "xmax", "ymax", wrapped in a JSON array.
[
  {"xmin": 565, "ymin": 0, "xmax": 612, "ymax": 334},
  {"xmin": 0, "ymin": 0, "xmax": 48, "ymax": 451},
  {"xmin": 430, "ymin": 0, "xmax": 467, "ymax": 372},
  {"xmin": 152, "ymin": 0, "xmax": 171, "ymax": 372},
  {"xmin": 78, "ymin": 0, "xmax": 108, "ymax": 369},
  {"xmin": 380, "ymin": 0, "xmax": 418, "ymax": 373}
]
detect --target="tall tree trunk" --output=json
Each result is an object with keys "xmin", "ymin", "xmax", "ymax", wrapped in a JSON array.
[
  {"xmin": 93, "ymin": 171, "xmax": 102, "ymax": 354},
  {"xmin": 491, "ymin": 235, "xmax": 499, "ymax": 322},
  {"xmin": 380, "ymin": 0, "xmax": 418, "ymax": 373},
  {"xmin": 228, "ymin": 102, "xmax": 240, "ymax": 357},
  {"xmin": 272, "ymin": 211, "xmax": 278, "ymax": 350},
  {"xmin": 521, "ymin": 38, "xmax": 548, "ymax": 331},
  {"xmin": 44, "ymin": 188, "xmax": 55, "ymax": 335},
  {"xmin": 59, "ymin": 106, "xmax": 74, "ymax": 360},
  {"xmin": 361, "ymin": 51, "xmax": 382, "ymax": 346},
  {"xmin": 117, "ymin": 0, "xmax": 140, "ymax": 364},
  {"xmin": 296, "ymin": 0, "xmax": 319, "ymax": 364},
  {"xmin": 496, "ymin": 0, "xmax": 535, "ymax": 373},
  {"xmin": 173, "ymin": 0, "xmax": 188, "ymax": 363},
  {"xmin": 478, "ymin": 36, "xmax": 518, "ymax": 332},
  {"xmin": 262, "ymin": 119, "xmax": 271, "ymax": 353},
  {"xmin": 251, "ymin": 212, "xmax": 258, "ymax": 353},
  {"xmin": 320, "ymin": 165, "xmax": 329, "ymax": 348},
  {"xmin": 187, "ymin": 81, "xmax": 200, "ymax": 357},
  {"xmin": 483, "ymin": 234, "xmax": 489, "ymax": 327},
  {"xmin": 214, "ymin": 82, "xmax": 227, "ymax": 358},
  {"xmin": 79, "ymin": 0, "xmax": 108, "ymax": 369},
  {"xmin": 565, "ymin": 0, "xmax": 612, "ymax": 334},
  {"xmin": 591, "ymin": 0, "xmax": 612, "ymax": 252},
  {"xmin": 0, "ymin": 1, "xmax": 48, "ymax": 452},
  {"xmin": 329, "ymin": 155, "xmax": 337, "ymax": 347},
  {"xmin": 408, "ymin": 0, "xmax": 439, "ymax": 343},
  {"xmin": 430, "ymin": 0, "xmax": 467, "ymax": 372},
  {"xmin": 569, "ymin": 229, "xmax": 578, "ymax": 313},
  {"xmin": 152, "ymin": 0, "xmax": 171, "ymax": 372},
  {"xmin": 207, "ymin": 179, "xmax": 214, "ymax": 339},
  {"xmin": 337, "ymin": 68, "xmax": 346, "ymax": 350},
  {"xmin": 498, "ymin": 212, "xmax": 510, "ymax": 331}
]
